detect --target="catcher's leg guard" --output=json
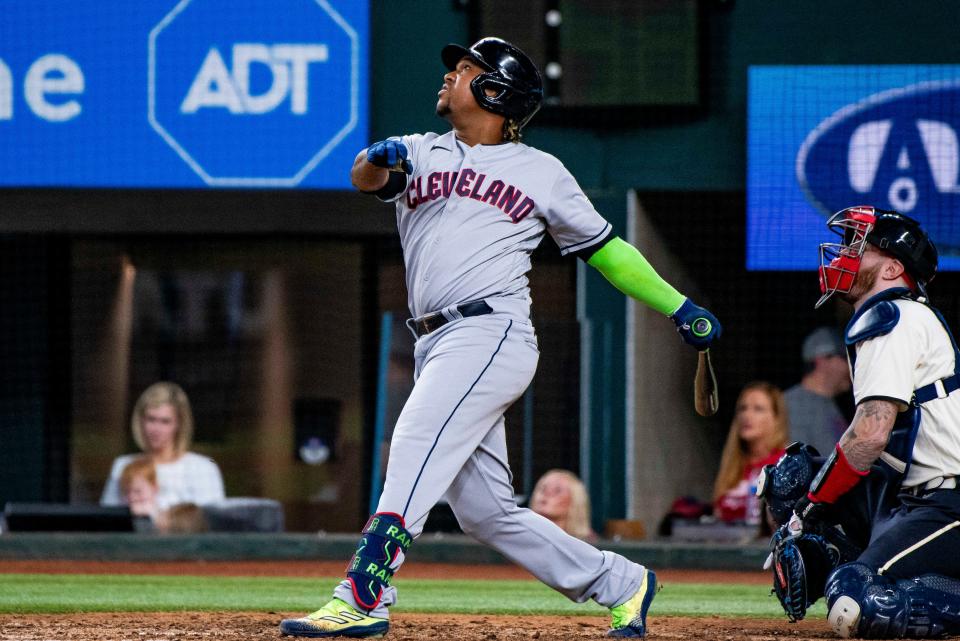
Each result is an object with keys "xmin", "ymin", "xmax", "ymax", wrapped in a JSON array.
[
  {"xmin": 346, "ymin": 512, "xmax": 412, "ymax": 611},
  {"xmin": 826, "ymin": 563, "xmax": 960, "ymax": 638}
]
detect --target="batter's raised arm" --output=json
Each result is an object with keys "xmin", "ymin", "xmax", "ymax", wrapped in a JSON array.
[
  {"xmin": 587, "ymin": 237, "xmax": 722, "ymax": 350},
  {"xmin": 350, "ymin": 139, "xmax": 412, "ymax": 195}
]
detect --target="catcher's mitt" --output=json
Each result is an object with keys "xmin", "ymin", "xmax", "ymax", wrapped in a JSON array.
[
  {"xmin": 769, "ymin": 523, "xmax": 842, "ymax": 621},
  {"xmin": 757, "ymin": 441, "xmax": 822, "ymax": 526}
]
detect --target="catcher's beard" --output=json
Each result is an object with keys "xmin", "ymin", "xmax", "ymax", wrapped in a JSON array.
[{"xmin": 841, "ymin": 261, "xmax": 881, "ymax": 305}]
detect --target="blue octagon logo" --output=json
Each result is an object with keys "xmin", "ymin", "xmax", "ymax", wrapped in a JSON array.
[
  {"xmin": 797, "ymin": 80, "xmax": 960, "ymax": 253},
  {"xmin": 149, "ymin": 0, "xmax": 358, "ymax": 187}
]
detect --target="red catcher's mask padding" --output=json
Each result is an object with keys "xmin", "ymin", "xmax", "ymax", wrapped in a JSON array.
[{"xmin": 816, "ymin": 206, "xmax": 877, "ymax": 308}]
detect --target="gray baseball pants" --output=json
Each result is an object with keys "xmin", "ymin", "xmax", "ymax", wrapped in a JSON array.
[{"xmin": 334, "ymin": 314, "xmax": 646, "ymax": 617}]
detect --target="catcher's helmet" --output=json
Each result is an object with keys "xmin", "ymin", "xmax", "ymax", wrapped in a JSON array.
[
  {"xmin": 441, "ymin": 37, "xmax": 543, "ymax": 129},
  {"xmin": 817, "ymin": 205, "xmax": 938, "ymax": 307},
  {"xmin": 865, "ymin": 210, "xmax": 938, "ymax": 287}
]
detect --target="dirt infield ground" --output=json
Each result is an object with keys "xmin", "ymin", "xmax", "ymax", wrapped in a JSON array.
[
  {"xmin": 0, "ymin": 561, "xmax": 834, "ymax": 641},
  {"xmin": 0, "ymin": 612, "xmax": 834, "ymax": 641}
]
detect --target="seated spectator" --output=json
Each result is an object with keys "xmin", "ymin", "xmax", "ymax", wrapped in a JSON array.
[
  {"xmin": 119, "ymin": 455, "xmax": 160, "ymax": 520},
  {"xmin": 783, "ymin": 327, "xmax": 851, "ymax": 456},
  {"xmin": 530, "ymin": 469, "xmax": 597, "ymax": 542},
  {"xmin": 101, "ymin": 382, "xmax": 225, "ymax": 511},
  {"xmin": 118, "ymin": 455, "xmax": 209, "ymax": 533},
  {"xmin": 713, "ymin": 381, "xmax": 789, "ymax": 526}
]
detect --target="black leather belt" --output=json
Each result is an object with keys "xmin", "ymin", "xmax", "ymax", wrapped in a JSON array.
[
  {"xmin": 905, "ymin": 476, "xmax": 957, "ymax": 497},
  {"xmin": 410, "ymin": 300, "xmax": 493, "ymax": 338}
]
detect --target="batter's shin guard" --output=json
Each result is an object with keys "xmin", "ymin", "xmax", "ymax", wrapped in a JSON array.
[
  {"xmin": 826, "ymin": 563, "xmax": 960, "ymax": 638},
  {"xmin": 346, "ymin": 512, "xmax": 412, "ymax": 611}
]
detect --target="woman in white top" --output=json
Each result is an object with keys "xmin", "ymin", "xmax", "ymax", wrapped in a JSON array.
[{"xmin": 101, "ymin": 381, "xmax": 225, "ymax": 511}]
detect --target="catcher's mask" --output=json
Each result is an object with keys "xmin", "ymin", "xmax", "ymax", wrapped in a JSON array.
[{"xmin": 816, "ymin": 205, "xmax": 938, "ymax": 308}]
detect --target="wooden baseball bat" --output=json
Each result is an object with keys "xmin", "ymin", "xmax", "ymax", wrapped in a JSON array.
[{"xmin": 694, "ymin": 348, "xmax": 719, "ymax": 417}]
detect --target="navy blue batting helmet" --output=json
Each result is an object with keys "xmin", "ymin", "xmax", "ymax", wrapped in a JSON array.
[{"xmin": 441, "ymin": 37, "xmax": 543, "ymax": 129}]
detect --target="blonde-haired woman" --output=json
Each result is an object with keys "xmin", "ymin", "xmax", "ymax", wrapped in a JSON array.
[
  {"xmin": 713, "ymin": 381, "xmax": 789, "ymax": 524},
  {"xmin": 101, "ymin": 382, "xmax": 224, "ymax": 510},
  {"xmin": 530, "ymin": 469, "xmax": 597, "ymax": 542}
]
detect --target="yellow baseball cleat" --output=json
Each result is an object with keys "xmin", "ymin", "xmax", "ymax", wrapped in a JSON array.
[
  {"xmin": 607, "ymin": 569, "xmax": 661, "ymax": 638},
  {"xmin": 279, "ymin": 598, "xmax": 389, "ymax": 638}
]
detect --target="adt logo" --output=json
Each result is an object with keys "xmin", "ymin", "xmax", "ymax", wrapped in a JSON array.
[
  {"xmin": 149, "ymin": 0, "xmax": 358, "ymax": 187},
  {"xmin": 797, "ymin": 80, "xmax": 960, "ymax": 252}
]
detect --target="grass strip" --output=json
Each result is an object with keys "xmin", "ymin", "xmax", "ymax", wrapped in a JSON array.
[{"xmin": 0, "ymin": 574, "xmax": 824, "ymax": 618}]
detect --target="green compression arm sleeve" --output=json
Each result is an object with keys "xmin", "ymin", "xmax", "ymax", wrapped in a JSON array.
[{"xmin": 587, "ymin": 236, "xmax": 686, "ymax": 315}]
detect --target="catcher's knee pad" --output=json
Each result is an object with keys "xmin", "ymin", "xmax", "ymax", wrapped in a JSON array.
[
  {"xmin": 346, "ymin": 512, "xmax": 412, "ymax": 611},
  {"xmin": 827, "ymin": 564, "xmax": 960, "ymax": 639},
  {"xmin": 757, "ymin": 441, "xmax": 823, "ymax": 526},
  {"xmin": 825, "ymin": 562, "xmax": 877, "ymax": 637}
]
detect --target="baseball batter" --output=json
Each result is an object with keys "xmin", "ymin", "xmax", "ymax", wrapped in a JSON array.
[{"xmin": 280, "ymin": 37, "xmax": 721, "ymax": 639}]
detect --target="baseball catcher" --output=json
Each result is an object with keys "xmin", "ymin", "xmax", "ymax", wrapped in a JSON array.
[{"xmin": 761, "ymin": 206, "xmax": 960, "ymax": 638}]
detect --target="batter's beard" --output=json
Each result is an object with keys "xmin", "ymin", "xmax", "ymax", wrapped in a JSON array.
[
  {"xmin": 436, "ymin": 103, "xmax": 451, "ymax": 118},
  {"xmin": 841, "ymin": 262, "xmax": 881, "ymax": 304}
]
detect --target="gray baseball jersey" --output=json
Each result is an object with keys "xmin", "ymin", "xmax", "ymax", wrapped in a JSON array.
[
  {"xmin": 384, "ymin": 130, "xmax": 612, "ymax": 320},
  {"xmin": 331, "ymin": 131, "xmax": 646, "ymax": 616}
]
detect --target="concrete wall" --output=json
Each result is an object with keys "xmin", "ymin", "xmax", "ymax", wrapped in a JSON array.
[{"xmin": 628, "ymin": 193, "xmax": 719, "ymax": 532}]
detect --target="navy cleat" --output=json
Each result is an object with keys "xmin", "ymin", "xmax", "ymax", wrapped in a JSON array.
[{"xmin": 608, "ymin": 569, "xmax": 661, "ymax": 638}]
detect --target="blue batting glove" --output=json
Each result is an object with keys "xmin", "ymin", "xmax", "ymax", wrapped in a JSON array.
[
  {"xmin": 670, "ymin": 298, "xmax": 721, "ymax": 350},
  {"xmin": 367, "ymin": 139, "xmax": 412, "ymax": 174}
]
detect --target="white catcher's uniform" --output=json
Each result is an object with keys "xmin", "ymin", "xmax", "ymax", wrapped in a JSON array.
[
  {"xmin": 333, "ymin": 131, "xmax": 646, "ymax": 615},
  {"xmin": 849, "ymin": 299, "xmax": 960, "ymax": 490}
]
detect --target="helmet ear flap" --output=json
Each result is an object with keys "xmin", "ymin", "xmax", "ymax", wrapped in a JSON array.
[
  {"xmin": 866, "ymin": 211, "xmax": 938, "ymax": 289},
  {"xmin": 472, "ymin": 73, "xmax": 511, "ymax": 103},
  {"xmin": 469, "ymin": 72, "xmax": 540, "ymax": 134}
]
